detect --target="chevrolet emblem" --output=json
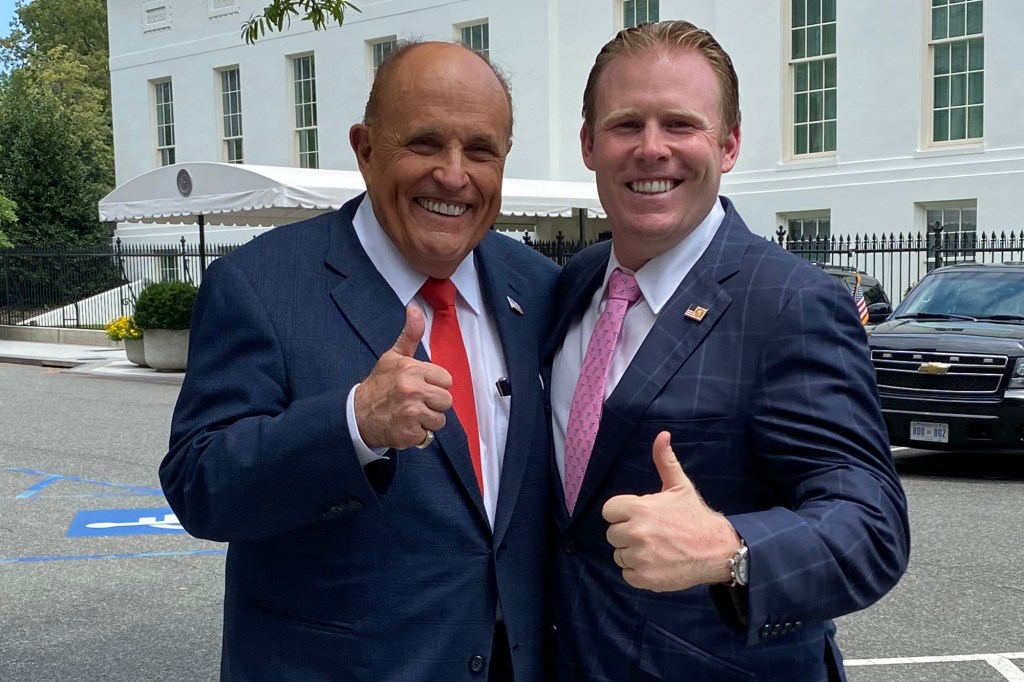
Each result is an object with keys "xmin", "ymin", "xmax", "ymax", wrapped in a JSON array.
[{"xmin": 917, "ymin": 362, "xmax": 951, "ymax": 375}]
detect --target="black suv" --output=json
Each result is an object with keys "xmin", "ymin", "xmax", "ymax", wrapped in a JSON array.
[
  {"xmin": 817, "ymin": 265, "xmax": 892, "ymax": 325},
  {"xmin": 868, "ymin": 262, "xmax": 1024, "ymax": 452}
]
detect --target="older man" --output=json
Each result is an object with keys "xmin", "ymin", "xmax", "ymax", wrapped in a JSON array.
[{"xmin": 162, "ymin": 41, "xmax": 557, "ymax": 681}]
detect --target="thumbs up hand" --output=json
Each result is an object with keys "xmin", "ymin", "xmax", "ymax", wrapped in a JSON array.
[
  {"xmin": 354, "ymin": 305, "xmax": 453, "ymax": 449},
  {"xmin": 602, "ymin": 431, "xmax": 743, "ymax": 592}
]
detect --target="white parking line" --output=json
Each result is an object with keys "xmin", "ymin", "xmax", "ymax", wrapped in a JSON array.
[{"xmin": 846, "ymin": 652, "xmax": 1024, "ymax": 681}]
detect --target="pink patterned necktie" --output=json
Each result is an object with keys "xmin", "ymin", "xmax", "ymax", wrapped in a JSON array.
[{"xmin": 563, "ymin": 268, "xmax": 642, "ymax": 514}]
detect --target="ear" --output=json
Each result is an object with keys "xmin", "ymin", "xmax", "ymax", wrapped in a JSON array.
[
  {"xmin": 719, "ymin": 123, "xmax": 741, "ymax": 174},
  {"xmin": 580, "ymin": 122, "xmax": 596, "ymax": 171},
  {"xmin": 349, "ymin": 124, "xmax": 372, "ymax": 176}
]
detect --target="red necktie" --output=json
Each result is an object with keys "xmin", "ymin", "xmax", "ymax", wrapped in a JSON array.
[{"xmin": 420, "ymin": 278, "xmax": 484, "ymax": 495}]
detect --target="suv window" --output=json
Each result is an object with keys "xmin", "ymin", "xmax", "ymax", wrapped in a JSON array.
[{"xmin": 897, "ymin": 269, "xmax": 1024, "ymax": 319}]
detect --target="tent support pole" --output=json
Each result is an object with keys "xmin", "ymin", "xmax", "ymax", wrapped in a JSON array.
[
  {"xmin": 578, "ymin": 208, "xmax": 585, "ymax": 243},
  {"xmin": 198, "ymin": 214, "xmax": 207, "ymax": 275}
]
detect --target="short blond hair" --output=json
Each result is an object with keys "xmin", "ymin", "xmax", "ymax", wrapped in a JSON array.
[{"xmin": 581, "ymin": 20, "xmax": 741, "ymax": 142}]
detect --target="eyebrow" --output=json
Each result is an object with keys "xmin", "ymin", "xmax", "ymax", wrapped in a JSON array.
[{"xmin": 600, "ymin": 107, "xmax": 711, "ymax": 128}]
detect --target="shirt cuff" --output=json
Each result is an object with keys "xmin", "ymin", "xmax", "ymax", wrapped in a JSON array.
[{"xmin": 347, "ymin": 384, "xmax": 389, "ymax": 467}]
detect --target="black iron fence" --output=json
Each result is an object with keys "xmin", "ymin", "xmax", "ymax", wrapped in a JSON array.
[
  {"xmin": 4, "ymin": 224, "xmax": 1024, "ymax": 328},
  {"xmin": 0, "ymin": 238, "xmax": 240, "ymax": 327}
]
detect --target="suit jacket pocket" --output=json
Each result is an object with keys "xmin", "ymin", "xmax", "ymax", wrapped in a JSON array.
[
  {"xmin": 246, "ymin": 599, "xmax": 355, "ymax": 637},
  {"xmin": 639, "ymin": 620, "xmax": 757, "ymax": 682}
]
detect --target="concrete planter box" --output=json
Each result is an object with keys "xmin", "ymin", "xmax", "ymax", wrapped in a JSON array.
[
  {"xmin": 143, "ymin": 329, "xmax": 189, "ymax": 371},
  {"xmin": 124, "ymin": 337, "xmax": 148, "ymax": 367}
]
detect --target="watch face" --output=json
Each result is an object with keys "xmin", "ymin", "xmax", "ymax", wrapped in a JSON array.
[{"xmin": 737, "ymin": 551, "xmax": 750, "ymax": 584}]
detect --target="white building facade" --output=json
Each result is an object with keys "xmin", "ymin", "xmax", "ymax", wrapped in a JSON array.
[{"xmin": 106, "ymin": 0, "xmax": 1024, "ymax": 246}]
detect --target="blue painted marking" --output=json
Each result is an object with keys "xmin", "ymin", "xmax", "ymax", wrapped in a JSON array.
[
  {"xmin": 0, "ymin": 549, "xmax": 226, "ymax": 564},
  {"xmin": 67, "ymin": 507, "xmax": 185, "ymax": 537},
  {"xmin": 6, "ymin": 467, "xmax": 163, "ymax": 499}
]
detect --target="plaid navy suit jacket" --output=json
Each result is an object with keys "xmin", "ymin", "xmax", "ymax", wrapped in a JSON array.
[
  {"xmin": 161, "ymin": 195, "xmax": 559, "ymax": 681},
  {"xmin": 547, "ymin": 198, "xmax": 909, "ymax": 682}
]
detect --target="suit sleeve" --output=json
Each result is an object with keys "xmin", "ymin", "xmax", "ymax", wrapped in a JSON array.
[
  {"xmin": 723, "ymin": 281, "xmax": 910, "ymax": 645},
  {"xmin": 159, "ymin": 256, "xmax": 382, "ymax": 543}
]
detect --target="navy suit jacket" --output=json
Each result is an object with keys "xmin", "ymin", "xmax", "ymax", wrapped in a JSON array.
[
  {"xmin": 161, "ymin": 196, "xmax": 559, "ymax": 681},
  {"xmin": 547, "ymin": 199, "xmax": 909, "ymax": 681}
]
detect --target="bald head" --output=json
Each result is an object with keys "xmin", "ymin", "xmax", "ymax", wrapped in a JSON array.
[{"xmin": 363, "ymin": 41, "xmax": 514, "ymax": 141}]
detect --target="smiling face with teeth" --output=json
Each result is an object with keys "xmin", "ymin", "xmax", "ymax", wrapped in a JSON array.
[
  {"xmin": 581, "ymin": 47, "xmax": 741, "ymax": 271},
  {"xmin": 349, "ymin": 43, "xmax": 513, "ymax": 279}
]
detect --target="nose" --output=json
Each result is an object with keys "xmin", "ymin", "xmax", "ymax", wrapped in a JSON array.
[
  {"xmin": 432, "ymin": 147, "xmax": 469, "ymax": 190},
  {"xmin": 635, "ymin": 125, "xmax": 670, "ymax": 162}
]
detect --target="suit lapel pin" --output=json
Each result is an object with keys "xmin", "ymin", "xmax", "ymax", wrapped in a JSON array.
[
  {"xmin": 507, "ymin": 296, "xmax": 524, "ymax": 316},
  {"xmin": 684, "ymin": 304, "xmax": 709, "ymax": 322}
]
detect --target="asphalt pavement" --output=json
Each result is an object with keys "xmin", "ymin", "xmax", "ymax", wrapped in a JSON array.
[{"xmin": 2, "ymin": 343, "xmax": 1023, "ymax": 681}]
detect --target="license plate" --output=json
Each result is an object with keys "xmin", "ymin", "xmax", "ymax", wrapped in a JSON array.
[{"xmin": 910, "ymin": 421, "xmax": 949, "ymax": 443}]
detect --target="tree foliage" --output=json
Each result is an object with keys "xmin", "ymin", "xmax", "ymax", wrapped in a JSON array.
[
  {"xmin": 242, "ymin": 1, "xmax": 361, "ymax": 44},
  {"xmin": 0, "ymin": 0, "xmax": 112, "ymax": 247},
  {"xmin": 0, "ymin": 192, "xmax": 16, "ymax": 248}
]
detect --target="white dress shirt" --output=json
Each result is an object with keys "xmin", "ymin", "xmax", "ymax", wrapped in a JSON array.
[
  {"xmin": 344, "ymin": 196, "xmax": 509, "ymax": 527},
  {"xmin": 551, "ymin": 199, "xmax": 727, "ymax": 483}
]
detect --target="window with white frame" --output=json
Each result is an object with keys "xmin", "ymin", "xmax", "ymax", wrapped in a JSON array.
[
  {"xmin": 219, "ymin": 68, "xmax": 244, "ymax": 164},
  {"xmin": 153, "ymin": 80, "xmax": 175, "ymax": 167},
  {"xmin": 158, "ymin": 253, "xmax": 180, "ymax": 282},
  {"xmin": 784, "ymin": 211, "xmax": 832, "ymax": 263},
  {"xmin": 292, "ymin": 54, "xmax": 318, "ymax": 169},
  {"xmin": 459, "ymin": 21, "xmax": 489, "ymax": 58},
  {"xmin": 370, "ymin": 38, "xmax": 397, "ymax": 80},
  {"xmin": 622, "ymin": 0, "xmax": 658, "ymax": 29},
  {"xmin": 789, "ymin": 0, "xmax": 836, "ymax": 157},
  {"xmin": 928, "ymin": 0, "xmax": 983, "ymax": 144},
  {"xmin": 923, "ymin": 200, "xmax": 978, "ymax": 267}
]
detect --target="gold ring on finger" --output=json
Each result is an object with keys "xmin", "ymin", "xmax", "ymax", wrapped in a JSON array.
[{"xmin": 416, "ymin": 429, "xmax": 435, "ymax": 449}]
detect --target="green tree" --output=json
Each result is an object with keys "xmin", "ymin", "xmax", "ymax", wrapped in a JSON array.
[
  {"xmin": 242, "ymin": 1, "xmax": 360, "ymax": 44},
  {"xmin": 0, "ymin": 0, "xmax": 112, "ymax": 247},
  {"xmin": 0, "ymin": 68, "xmax": 110, "ymax": 246},
  {"xmin": 0, "ymin": 0, "xmax": 109, "ymax": 94},
  {"xmin": 0, "ymin": 192, "xmax": 16, "ymax": 248}
]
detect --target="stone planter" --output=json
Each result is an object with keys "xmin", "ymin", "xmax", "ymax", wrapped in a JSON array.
[
  {"xmin": 142, "ymin": 329, "xmax": 190, "ymax": 371},
  {"xmin": 124, "ymin": 337, "xmax": 148, "ymax": 367}
]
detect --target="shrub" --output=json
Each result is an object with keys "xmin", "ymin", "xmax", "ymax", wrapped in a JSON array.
[
  {"xmin": 104, "ymin": 315, "xmax": 143, "ymax": 341},
  {"xmin": 133, "ymin": 281, "xmax": 198, "ymax": 330}
]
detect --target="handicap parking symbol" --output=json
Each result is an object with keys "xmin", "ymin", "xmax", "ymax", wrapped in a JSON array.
[{"xmin": 67, "ymin": 507, "xmax": 185, "ymax": 537}]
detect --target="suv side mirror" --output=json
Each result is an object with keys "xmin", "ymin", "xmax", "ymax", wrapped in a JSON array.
[{"xmin": 867, "ymin": 302, "xmax": 892, "ymax": 324}]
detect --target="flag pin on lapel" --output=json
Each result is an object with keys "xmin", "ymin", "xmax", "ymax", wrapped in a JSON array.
[
  {"xmin": 507, "ymin": 296, "xmax": 524, "ymax": 316},
  {"xmin": 684, "ymin": 304, "xmax": 709, "ymax": 322}
]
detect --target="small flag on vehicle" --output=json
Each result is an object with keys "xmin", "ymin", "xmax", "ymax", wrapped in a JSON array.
[{"xmin": 853, "ymin": 272, "xmax": 869, "ymax": 325}]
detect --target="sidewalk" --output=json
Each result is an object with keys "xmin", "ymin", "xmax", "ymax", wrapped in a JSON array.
[{"xmin": 0, "ymin": 339, "xmax": 185, "ymax": 384}]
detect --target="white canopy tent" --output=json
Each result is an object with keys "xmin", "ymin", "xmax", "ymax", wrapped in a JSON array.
[{"xmin": 98, "ymin": 162, "xmax": 605, "ymax": 270}]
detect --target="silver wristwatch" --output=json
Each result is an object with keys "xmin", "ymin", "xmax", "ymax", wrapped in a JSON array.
[{"xmin": 729, "ymin": 541, "xmax": 749, "ymax": 587}]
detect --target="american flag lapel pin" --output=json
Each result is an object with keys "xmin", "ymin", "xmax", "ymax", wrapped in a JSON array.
[
  {"xmin": 507, "ymin": 296, "xmax": 524, "ymax": 316},
  {"xmin": 684, "ymin": 304, "xmax": 709, "ymax": 322}
]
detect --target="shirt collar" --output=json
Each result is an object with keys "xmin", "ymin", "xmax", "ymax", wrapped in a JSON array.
[
  {"xmin": 606, "ymin": 197, "xmax": 726, "ymax": 315},
  {"xmin": 352, "ymin": 195, "xmax": 483, "ymax": 315}
]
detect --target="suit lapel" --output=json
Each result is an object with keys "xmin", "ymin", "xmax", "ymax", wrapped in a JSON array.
[
  {"xmin": 548, "ymin": 249, "xmax": 610, "ymax": 530},
  {"xmin": 325, "ymin": 198, "xmax": 430, "ymax": 365},
  {"xmin": 477, "ymin": 236, "xmax": 534, "ymax": 543},
  {"xmin": 569, "ymin": 203, "xmax": 751, "ymax": 521}
]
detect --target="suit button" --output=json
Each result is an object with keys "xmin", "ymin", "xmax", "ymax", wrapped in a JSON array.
[
  {"xmin": 563, "ymin": 540, "xmax": 576, "ymax": 554},
  {"xmin": 760, "ymin": 625, "xmax": 772, "ymax": 638},
  {"xmin": 468, "ymin": 655, "xmax": 485, "ymax": 673}
]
